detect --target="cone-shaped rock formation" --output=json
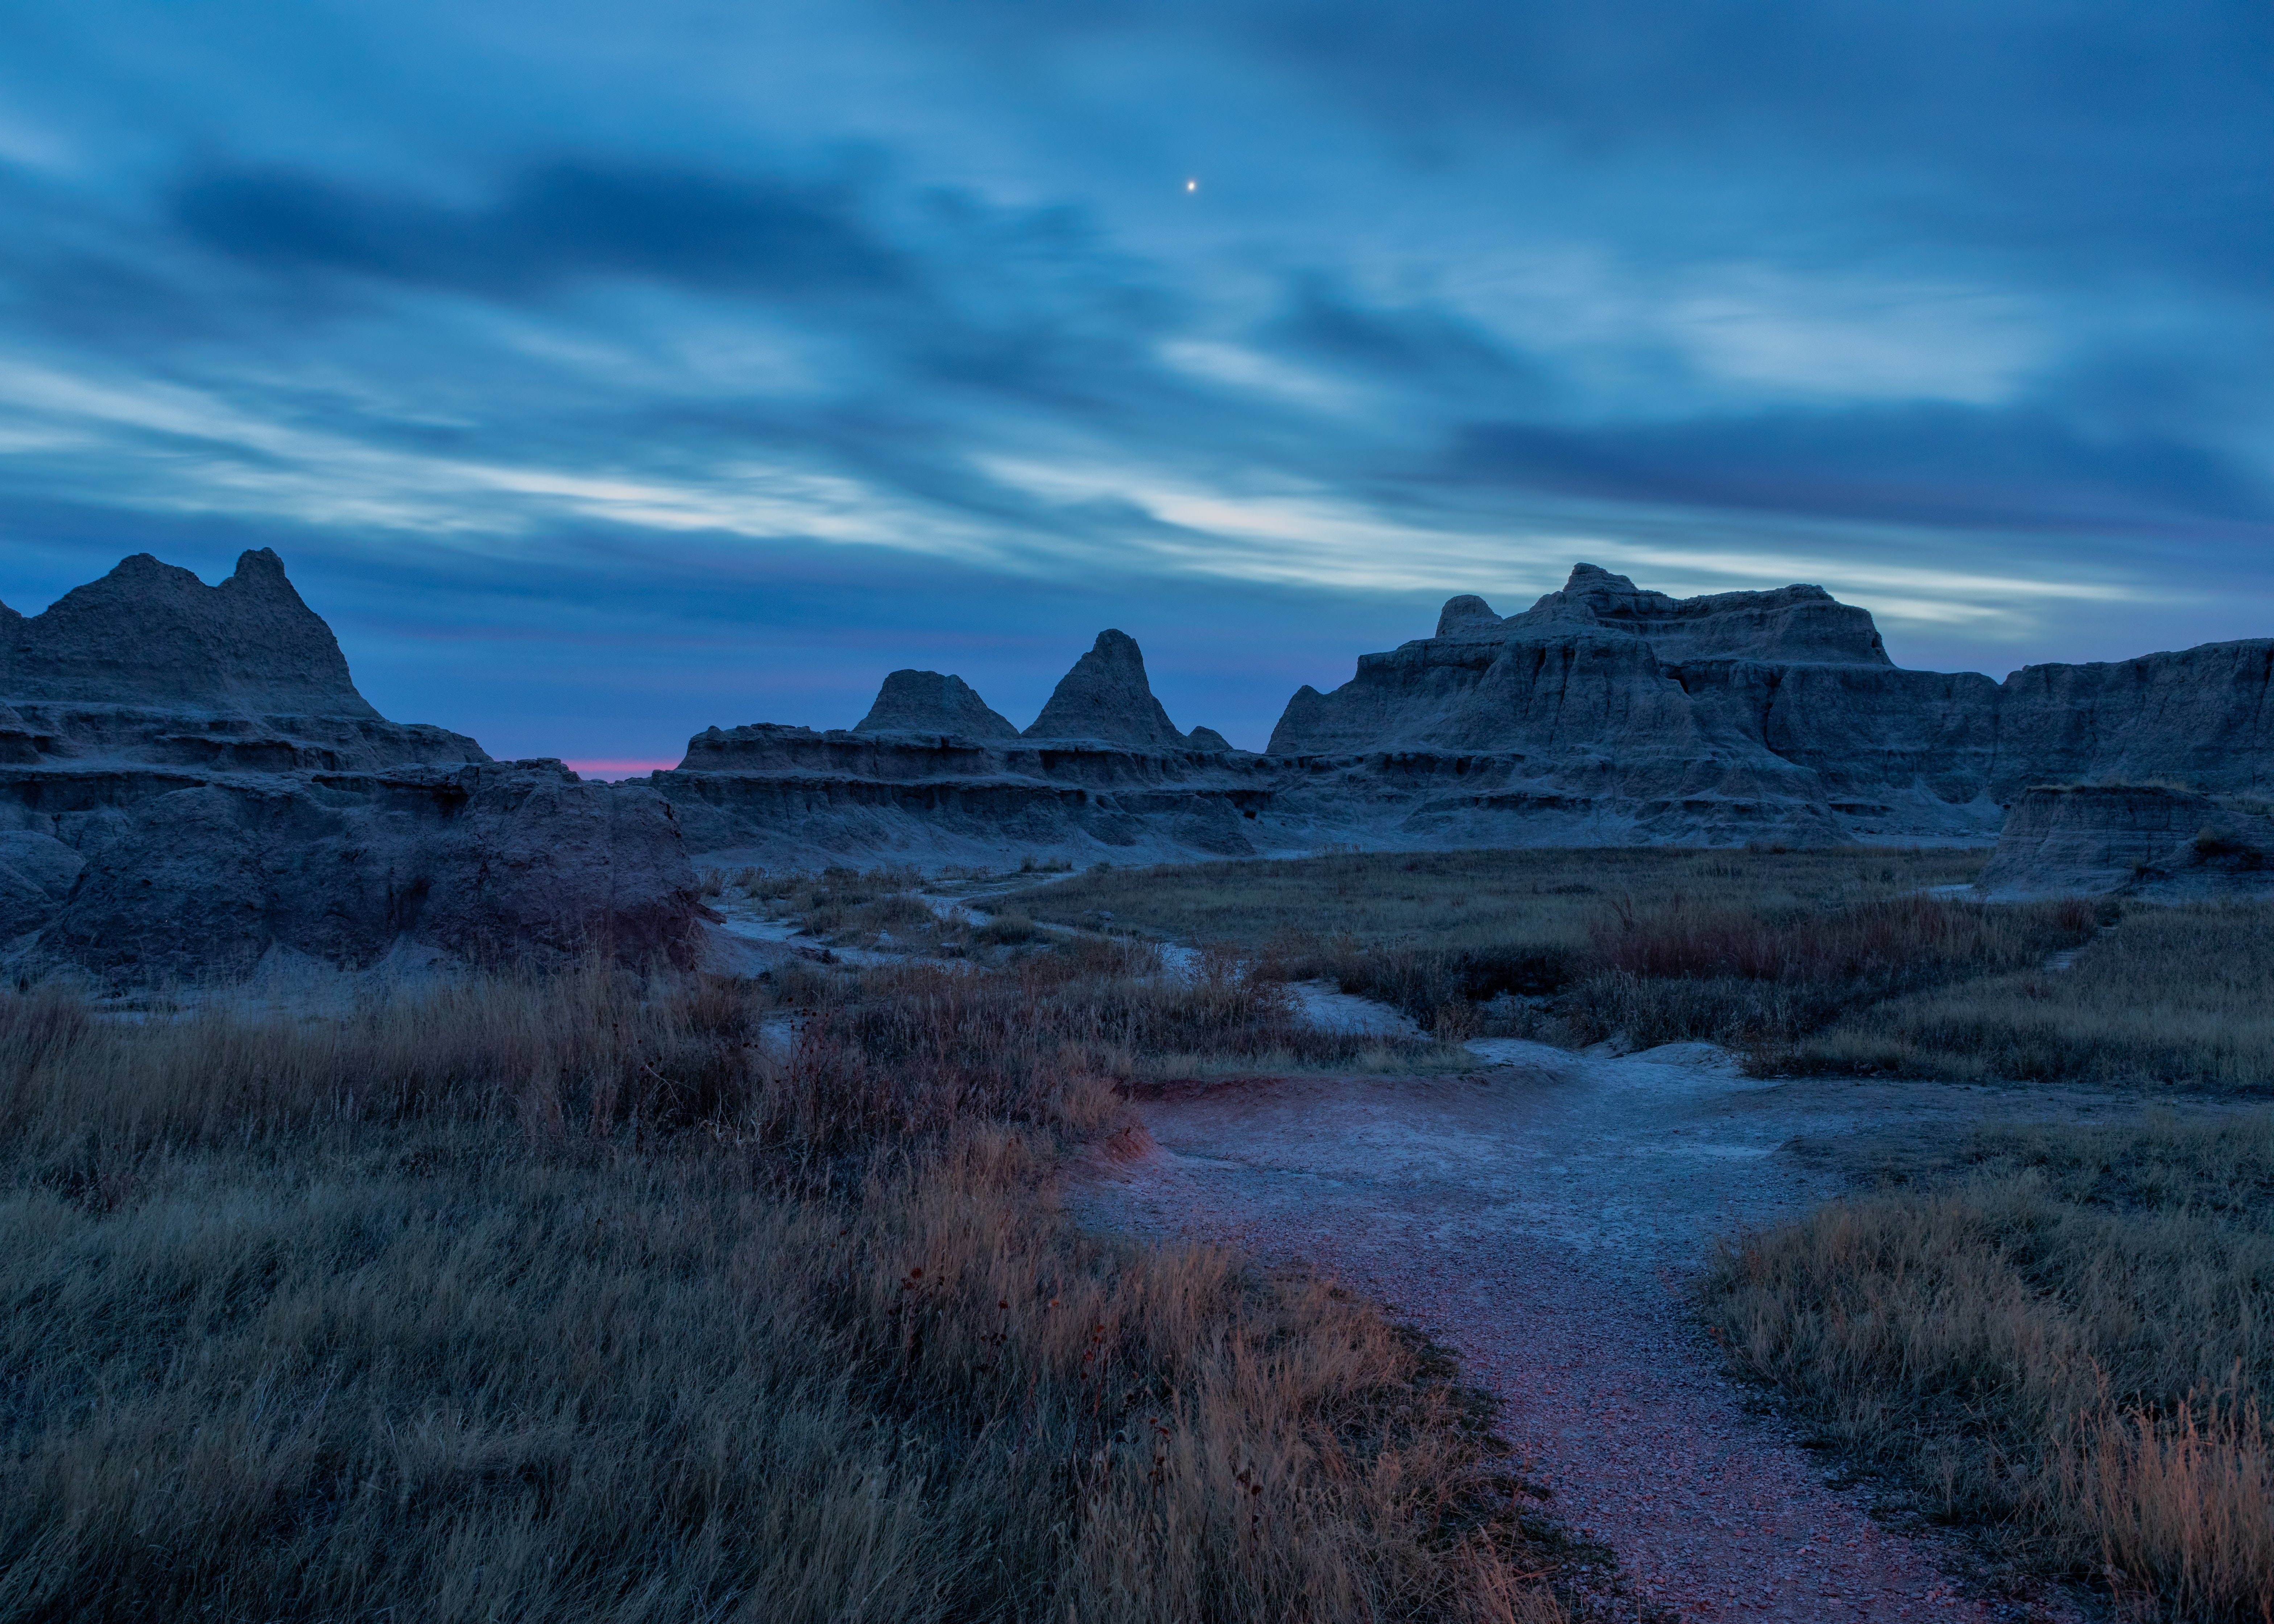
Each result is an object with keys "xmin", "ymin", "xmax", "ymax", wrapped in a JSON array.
[
  {"xmin": 1023, "ymin": 629, "xmax": 1187, "ymax": 747},
  {"xmin": 854, "ymin": 669, "xmax": 1018, "ymax": 739}
]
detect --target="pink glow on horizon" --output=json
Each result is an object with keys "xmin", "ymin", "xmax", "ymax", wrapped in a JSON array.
[{"xmin": 564, "ymin": 758, "xmax": 682, "ymax": 780}]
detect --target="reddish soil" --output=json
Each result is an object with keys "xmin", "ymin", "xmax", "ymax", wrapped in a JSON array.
[{"xmin": 1072, "ymin": 1043, "xmax": 2130, "ymax": 1622}]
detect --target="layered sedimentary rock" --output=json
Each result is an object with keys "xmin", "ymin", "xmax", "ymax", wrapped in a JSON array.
[
  {"xmin": 663, "ymin": 727, "xmax": 1267, "ymax": 869},
  {"xmin": 1266, "ymin": 565, "xmax": 2274, "ymax": 847},
  {"xmin": 658, "ymin": 563, "xmax": 2274, "ymax": 867},
  {"xmin": 660, "ymin": 633, "xmax": 1266, "ymax": 866},
  {"xmin": 1978, "ymin": 785, "xmax": 2274, "ymax": 899},
  {"xmin": 2, "ymin": 551, "xmax": 700, "ymax": 980}
]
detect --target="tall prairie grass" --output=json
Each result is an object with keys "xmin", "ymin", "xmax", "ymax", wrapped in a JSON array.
[
  {"xmin": 1703, "ymin": 1113, "xmax": 2274, "ymax": 1621},
  {"xmin": 0, "ymin": 954, "xmax": 1567, "ymax": 1624}
]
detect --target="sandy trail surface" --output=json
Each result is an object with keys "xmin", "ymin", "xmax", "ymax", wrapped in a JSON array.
[{"xmin": 1072, "ymin": 1036, "xmax": 2173, "ymax": 1622}]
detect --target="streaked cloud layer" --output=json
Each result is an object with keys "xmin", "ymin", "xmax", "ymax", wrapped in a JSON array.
[{"xmin": 0, "ymin": 1, "xmax": 2267, "ymax": 759}]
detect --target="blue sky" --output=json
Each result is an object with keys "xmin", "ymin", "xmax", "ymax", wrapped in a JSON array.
[{"xmin": 1, "ymin": 2, "xmax": 2268, "ymax": 765}]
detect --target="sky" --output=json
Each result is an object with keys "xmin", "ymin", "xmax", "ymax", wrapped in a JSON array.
[{"xmin": 0, "ymin": 2, "xmax": 2269, "ymax": 768}]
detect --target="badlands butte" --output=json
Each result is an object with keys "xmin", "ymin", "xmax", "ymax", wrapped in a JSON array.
[{"xmin": 4, "ymin": 550, "xmax": 2272, "ymax": 981}]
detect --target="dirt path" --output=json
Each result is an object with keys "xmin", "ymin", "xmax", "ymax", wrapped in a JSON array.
[{"xmin": 1072, "ymin": 1037, "xmax": 2175, "ymax": 1621}]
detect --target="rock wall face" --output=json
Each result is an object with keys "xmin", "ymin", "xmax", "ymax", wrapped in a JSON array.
[
  {"xmin": 24, "ymin": 762, "xmax": 699, "ymax": 982},
  {"xmin": 1978, "ymin": 784, "xmax": 2274, "ymax": 899},
  {"xmin": 660, "ymin": 724, "xmax": 1268, "ymax": 869},
  {"xmin": 1264, "ymin": 565, "xmax": 2274, "ymax": 847},
  {"xmin": 2, "ymin": 551, "xmax": 699, "ymax": 982}
]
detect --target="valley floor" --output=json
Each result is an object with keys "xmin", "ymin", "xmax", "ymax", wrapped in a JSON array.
[{"xmin": 1076, "ymin": 1039, "xmax": 2223, "ymax": 1620}]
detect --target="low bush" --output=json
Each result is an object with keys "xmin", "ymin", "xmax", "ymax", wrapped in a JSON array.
[{"xmin": 971, "ymin": 908, "xmax": 1039, "ymax": 945}]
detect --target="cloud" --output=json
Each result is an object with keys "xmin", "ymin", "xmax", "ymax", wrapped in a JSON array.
[
  {"xmin": 173, "ymin": 160, "xmax": 911, "ymax": 302},
  {"xmin": 1448, "ymin": 404, "xmax": 2273, "ymax": 535}
]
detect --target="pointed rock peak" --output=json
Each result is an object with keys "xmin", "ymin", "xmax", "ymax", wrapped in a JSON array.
[
  {"xmin": 1435, "ymin": 594, "xmax": 1504, "ymax": 637},
  {"xmin": 855, "ymin": 670, "xmax": 1018, "ymax": 739},
  {"xmin": 1024, "ymin": 628, "xmax": 1186, "ymax": 748},
  {"xmin": 1186, "ymin": 725, "xmax": 1233, "ymax": 753},
  {"xmin": 227, "ymin": 547, "xmax": 294, "ymax": 591}
]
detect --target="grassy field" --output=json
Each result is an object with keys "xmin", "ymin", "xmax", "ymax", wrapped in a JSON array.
[
  {"xmin": 1782, "ymin": 903, "xmax": 2274, "ymax": 1088},
  {"xmin": 1004, "ymin": 847, "xmax": 2111, "ymax": 1053},
  {"xmin": 0, "ymin": 950, "xmax": 1577, "ymax": 1623},
  {"xmin": 1009, "ymin": 845, "xmax": 1988, "ymax": 954},
  {"xmin": 1704, "ymin": 1113, "xmax": 2274, "ymax": 1621}
]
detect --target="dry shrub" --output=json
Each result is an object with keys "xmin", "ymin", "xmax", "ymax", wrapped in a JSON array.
[
  {"xmin": 1703, "ymin": 1113, "xmax": 2274, "ymax": 1620},
  {"xmin": 971, "ymin": 908, "xmax": 1039, "ymax": 945},
  {"xmin": 0, "ymin": 966, "xmax": 1566, "ymax": 1623}
]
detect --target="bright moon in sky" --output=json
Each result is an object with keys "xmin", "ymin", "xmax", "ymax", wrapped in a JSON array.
[{"xmin": 1185, "ymin": 178, "xmax": 1198, "ymax": 192}]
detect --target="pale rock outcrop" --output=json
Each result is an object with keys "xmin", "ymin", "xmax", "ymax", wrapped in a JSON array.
[
  {"xmin": 1978, "ymin": 784, "xmax": 2274, "ymax": 899},
  {"xmin": 660, "ymin": 724, "xmax": 1265, "ymax": 870},
  {"xmin": 854, "ymin": 669, "xmax": 1018, "ymax": 740},
  {"xmin": 2, "ymin": 551, "xmax": 700, "ymax": 981},
  {"xmin": 1024, "ymin": 630, "xmax": 1188, "ymax": 747},
  {"xmin": 0, "ymin": 830, "xmax": 82, "ymax": 942},
  {"xmin": 1262, "ymin": 564, "xmax": 2274, "ymax": 848}
]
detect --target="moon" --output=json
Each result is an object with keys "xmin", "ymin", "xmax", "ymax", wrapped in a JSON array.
[{"xmin": 1184, "ymin": 178, "xmax": 1198, "ymax": 192}]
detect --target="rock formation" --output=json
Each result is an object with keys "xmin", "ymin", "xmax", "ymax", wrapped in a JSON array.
[
  {"xmin": 660, "ymin": 724, "xmax": 1265, "ymax": 870},
  {"xmin": 1, "ymin": 550, "xmax": 380, "ymax": 716},
  {"xmin": 1264, "ymin": 564, "xmax": 2274, "ymax": 846},
  {"xmin": 2, "ymin": 550, "xmax": 700, "ymax": 982},
  {"xmin": 1977, "ymin": 784, "xmax": 2274, "ymax": 899},
  {"xmin": 1024, "ymin": 630, "xmax": 1189, "ymax": 747},
  {"xmin": 653, "ymin": 563, "xmax": 2274, "ymax": 869},
  {"xmin": 853, "ymin": 669, "xmax": 1018, "ymax": 739}
]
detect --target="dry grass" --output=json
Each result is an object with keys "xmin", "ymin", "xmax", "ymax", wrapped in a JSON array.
[
  {"xmin": 1015, "ymin": 846, "xmax": 1987, "ymax": 958},
  {"xmin": 1783, "ymin": 902, "xmax": 2274, "ymax": 1088},
  {"xmin": 1702, "ymin": 1113, "xmax": 2274, "ymax": 1620},
  {"xmin": 1008, "ymin": 848, "xmax": 2107, "ymax": 1056},
  {"xmin": 0, "ymin": 957, "xmax": 1572, "ymax": 1623}
]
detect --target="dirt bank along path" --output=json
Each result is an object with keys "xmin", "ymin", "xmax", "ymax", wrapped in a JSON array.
[{"xmin": 1073, "ymin": 1022, "xmax": 2149, "ymax": 1622}]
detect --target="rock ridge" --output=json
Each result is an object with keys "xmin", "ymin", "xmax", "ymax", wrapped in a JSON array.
[
  {"xmin": 3, "ymin": 551, "xmax": 699, "ymax": 981},
  {"xmin": 661, "ymin": 566, "xmax": 2274, "ymax": 869}
]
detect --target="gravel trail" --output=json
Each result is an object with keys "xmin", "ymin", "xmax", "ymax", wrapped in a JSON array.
[{"xmin": 1071, "ymin": 1038, "xmax": 2154, "ymax": 1622}]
